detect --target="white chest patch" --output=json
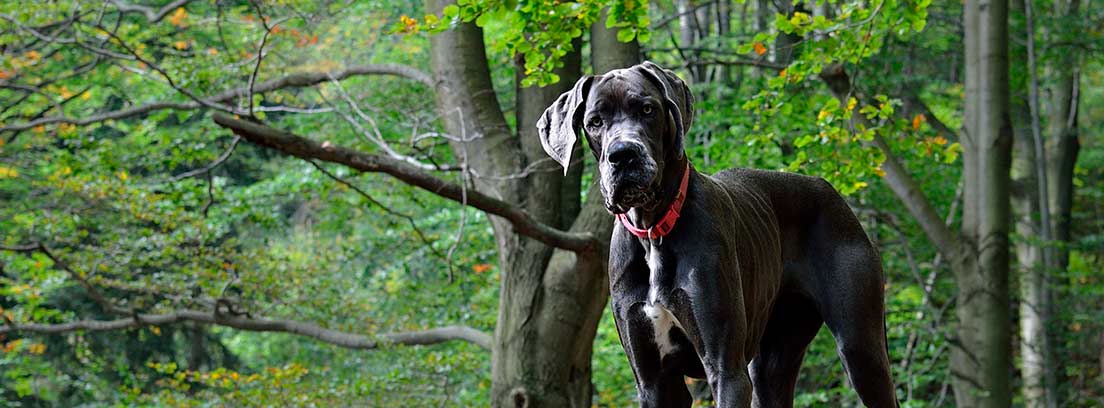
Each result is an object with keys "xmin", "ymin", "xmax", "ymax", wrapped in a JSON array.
[{"xmin": 642, "ymin": 241, "xmax": 683, "ymax": 357}]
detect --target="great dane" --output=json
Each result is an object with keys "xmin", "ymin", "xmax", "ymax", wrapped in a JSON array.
[{"xmin": 537, "ymin": 62, "xmax": 897, "ymax": 407}]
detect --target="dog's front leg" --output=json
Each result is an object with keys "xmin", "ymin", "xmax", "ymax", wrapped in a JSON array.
[
  {"xmin": 669, "ymin": 268, "xmax": 754, "ymax": 407},
  {"xmin": 706, "ymin": 361, "xmax": 753, "ymax": 408},
  {"xmin": 612, "ymin": 302, "xmax": 693, "ymax": 408},
  {"xmin": 677, "ymin": 309, "xmax": 753, "ymax": 407}
]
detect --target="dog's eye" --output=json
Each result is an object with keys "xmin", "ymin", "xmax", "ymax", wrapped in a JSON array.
[
  {"xmin": 642, "ymin": 105, "xmax": 653, "ymax": 115},
  {"xmin": 588, "ymin": 117, "xmax": 603, "ymax": 128}
]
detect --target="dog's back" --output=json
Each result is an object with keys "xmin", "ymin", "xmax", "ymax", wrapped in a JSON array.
[
  {"xmin": 712, "ymin": 168, "xmax": 896, "ymax": 407},
  {"xmin": 712, "ymin": 167, "xmax": 877, "ymax": 271}
]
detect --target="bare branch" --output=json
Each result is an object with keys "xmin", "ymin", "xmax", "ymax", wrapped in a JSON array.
[
  {"xmin": 211, "ymin": 113, "xmax": 599, "ymax": 253},
  {"xmin": 651, "ymin": 0, "xmax": 720, "ymax": 30},
  {"xmin": 0, "ymin": 310, "xmax": 491, "ymax": 350},
  {"xmin": 170, "ymin": 136, "xmax": 241, "ymax": 181},
  {"xmin": 245, "ymin": 1, "xmax": 285, "ymax": 118},
  {"xmin": 325, "ymin": 74, "xmax": 450, "ymax": 171},
  {"xmin": 109, "ymin": 0, "xmax": 193, "ymax": 23},
  {"xmin": 1, "ymin": 64, "xmax": 434, "ymax": 133},
  {"xmin": 307, "ymin": 159, "xmax": 448, "ymax": 261},
  {"xmin": 683, "ymin": 57, "xmax": 788, "ymax": 71},
  {"xmin": 95, "ymin": 23, "xmax": 239, "ymax": 115}
]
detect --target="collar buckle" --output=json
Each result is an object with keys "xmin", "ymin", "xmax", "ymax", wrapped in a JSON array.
[{"xmin": 615, "ymin": 161, "xmax": 691, "ymax": 243}]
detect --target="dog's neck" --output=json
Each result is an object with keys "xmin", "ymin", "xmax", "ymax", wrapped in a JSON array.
[{"xmin": 625, "ymin": 153, "xmax": 691, "ymax": 230}]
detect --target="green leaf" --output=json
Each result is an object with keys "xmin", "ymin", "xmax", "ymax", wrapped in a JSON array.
[
  {"xmin": 616, "ymin": 28, "xmax": 635, "ymax": 43},
  {"xmin": 442, "ymin": 4, "xmax": 459, "ymax": 19}
]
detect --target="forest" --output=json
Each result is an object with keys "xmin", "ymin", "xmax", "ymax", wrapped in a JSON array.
[{"xmin": 0, "ymin": 0, "xmax": 1101, "ymax": 406}]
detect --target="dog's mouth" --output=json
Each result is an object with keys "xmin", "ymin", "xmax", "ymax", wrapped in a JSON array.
[
  {"xmin": 602, "ymin": 169, "xmax": 656, "ymax": 214},
  {"xmin": 605, "ymin": 186, "xmax": 653, "ymax": 214}
]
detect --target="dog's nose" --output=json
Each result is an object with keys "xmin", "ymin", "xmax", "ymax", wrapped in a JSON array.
[{"xmin": 607, "ymin": 141, "xmax": 641, "ymax": 166}]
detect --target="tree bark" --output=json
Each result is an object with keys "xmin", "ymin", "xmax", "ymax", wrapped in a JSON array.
[
  {"xmin": 1012, "ymin": 0, "xmax": 1071, "ymax": 402},
  {"xmin": 1042, "ymin": 1, "xmax": 1081, "ymax": 403},
  {"xmin": 1011, "ymin": 93, "xmax": 1054, "ymax": 408},
  {"xmin": 1044, "ymin": 0, "xmax": 1081, "ymax": 280},
  {"xmin": 773, "ymin": 0, "xmax": 799, "ymax": 66},
  {"xmin": 591, "ymin": 9, "xmax": 642, "ymax": 76},
  {"xmin": 426, "ymin": 2, "xmax": 638, "ymax": 406},
  {"xmin": 954, "ymin": 0, "xmax": 1014, "ymax": 406}
]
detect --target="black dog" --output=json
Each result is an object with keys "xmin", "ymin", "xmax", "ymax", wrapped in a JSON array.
[{"xmin": 537, "ymin": 62, "xmax": 897, "ymax": 407}]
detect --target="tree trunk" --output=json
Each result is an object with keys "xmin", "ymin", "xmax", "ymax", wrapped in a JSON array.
[
  {"xmin": 756, "ymin": 0, "xmax": 773, "ymax": 76},
  {"xmin": 590, "ymin": 9, "xmax": 642, "ymax": 77},
  {"xmin": 1011, "ymin": 0, "xmax": 1080, "ymax": 404},
  {"xmin": 773, "ymin": 0, "xmax": 799, "ymax": 66},
  {"xmin": 428, "ymin": 2, "xmax": 638, "ymax": 406},
  {"xmin": 1012, "ymin": 0, "xmax": 1083, "ymax": 403},
  {"xmin": 1042, "ymin": 1, "xmax": 1081, "ymax": 403},
  {"xmin": 187, "ymin": 323, "xmax": 209, "ymax": 371},
  {"xmin": 1044, "ymin": 0, "xmax": 1081, "ymax": 277},
  {"xmin": 953, "ymin": 0, "xmax": 1014, "ymax": 406},
  {"xmin": 1011, "ymin": 91, "xmax": 1054, "ymax": 408}
]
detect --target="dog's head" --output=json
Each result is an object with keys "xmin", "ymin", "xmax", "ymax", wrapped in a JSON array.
[{"xmin": 536, "ymin": 61, "xmax": 694, "ymax": 214}]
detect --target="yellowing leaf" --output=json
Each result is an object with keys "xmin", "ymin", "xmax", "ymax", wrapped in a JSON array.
[
  {"xmin": 933, "ymin": 135, "xmax": 948, "ymax": 145},
  {"xmin": 912, "ymin": 114, "xmax": 926, "ymax": 130},
  {"xmin": 753, "ymin": 42, "xmax": 767, "ymax": 56},
  {"xmin": 472, "ymin": 263, "xmax": 492, "ymax": 273},
  {"xmin": 874, "ymin": 167, "xmax": 886, "ymax": 177},
  {"xmin": 117, "ymin": 171, "xmax": 129, "ymax": 181},
  {"xmin": 790, "ymin": 11, "xmax": 811, "ymax": 26},
  {"xmin": 846, "ymin": 97, "xmax": 858, "ymax": 112},
  {"xmin": 817, "ymin": 109, "xmax": 830, "ymax": 121},
  {"xmin": 150, "ymin": 326, "xmax": 161, "ymax": 335},
  {"xmin": 169, "ymin": 7, "xmax": 188, "ymax": 27},
  {"xmin": 23, "ymin": 50, "xmax": 40, "ymax": 61},
  {"xmin": 207, "ymin": 48, "xmax": 219, "ymax": 56},
  {"xmin": 400, "ymin": 15, "xmax": 417, "ymax": 31},
  {"xmin": 28, "ymin": 343, "xmax": 46, "ymax": 355},
  {"xmin": 174, "ymin": 41, "xmax": 189, "ymax": 50},
  {"xmin": 0, "ymin": 166, "xmax": 18, "ymax": 179}
]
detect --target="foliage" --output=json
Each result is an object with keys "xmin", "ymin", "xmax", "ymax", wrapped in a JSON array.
[{"xmin": 1, "ymin": 0, "xmax": 1101, "ymax": 406}]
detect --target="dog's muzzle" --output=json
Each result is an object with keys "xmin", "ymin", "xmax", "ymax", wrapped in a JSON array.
[{"xmin": 601, "ymin": 140, "xmax": 657, "ymax": 214}]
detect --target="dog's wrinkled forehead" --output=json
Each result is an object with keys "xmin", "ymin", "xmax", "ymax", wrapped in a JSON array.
[{"xmin": 587, "ymin": 69, "xmax": 664, "ymax": 111}]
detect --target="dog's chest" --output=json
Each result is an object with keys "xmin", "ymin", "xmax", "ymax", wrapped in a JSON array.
[{"xmin": 642, "ymin": 241, "xmax": 684, "ymax": 357}]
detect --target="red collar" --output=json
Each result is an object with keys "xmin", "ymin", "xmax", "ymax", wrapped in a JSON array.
[{"xmin": 616, "ymin": 162, "xmax": 691, "ymax": 241}]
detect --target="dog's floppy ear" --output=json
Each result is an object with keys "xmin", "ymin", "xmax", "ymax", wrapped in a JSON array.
[
  {"xmin": 637, "ymin": 61, "xmax": 695, "ymax": 154},
  {"xmin": 536, "ymin": 75, "xmax": 593, "ymax": 175}
]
